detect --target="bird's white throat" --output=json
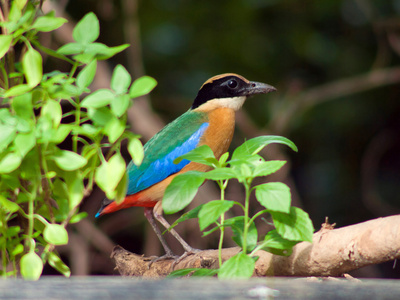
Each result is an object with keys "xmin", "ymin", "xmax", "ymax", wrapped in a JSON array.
[{"xmin": 197, "ymin": 96, "xmax": 246, "ymax": 111}]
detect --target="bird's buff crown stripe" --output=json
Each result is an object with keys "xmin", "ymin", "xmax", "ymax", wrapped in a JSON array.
[{"xmin": 200, "ymin": 73, "xmax": 249, "ymax": 89}]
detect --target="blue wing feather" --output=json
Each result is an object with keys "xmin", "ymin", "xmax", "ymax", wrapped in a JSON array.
[{"xmin": 127, "ymin": 110, "xmax": 209, "ymax": 195}]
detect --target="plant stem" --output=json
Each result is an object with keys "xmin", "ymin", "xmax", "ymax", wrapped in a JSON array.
[
  {"xmin": 73, "ymin": 96, "xmax": 81, "ymax": 153},
  {"xmin": 242, "ymin": 180, "xmax": 252, "ymax": 255},
  {"xmin": 217, "ymin": 180, "xmax": 228, "ymax": 268}
]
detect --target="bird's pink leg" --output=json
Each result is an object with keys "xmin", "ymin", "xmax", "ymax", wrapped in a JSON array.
[
  {"xmin": 144, "ymin": 207, "xmax": 176, "ymax": 260},
  {"xmin": 153, "ymin": 201, "xmax": 201, "ymax": 264}
]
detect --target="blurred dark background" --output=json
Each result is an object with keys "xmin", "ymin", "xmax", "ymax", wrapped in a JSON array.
[{"xmin": 42, "ymin": 0, "xmax": 399, "ymax": 278}]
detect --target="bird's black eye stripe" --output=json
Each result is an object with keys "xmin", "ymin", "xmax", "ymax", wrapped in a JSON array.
[{"xmin": 227, "ymin": 79, "xmax": 238, "ymax": 89}]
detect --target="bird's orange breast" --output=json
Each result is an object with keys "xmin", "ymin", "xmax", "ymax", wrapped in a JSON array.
[{"xmin": 199, "ymin": 107, "xmax": 236, "ymax": 159}]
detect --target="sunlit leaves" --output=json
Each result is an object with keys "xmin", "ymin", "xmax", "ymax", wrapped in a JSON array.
[
  {"xmin": 271, "ymin": 207, "xmax": 314, "ymax": 242},
  {"xmin": 32, "ymin": 16, "xmax": 67, "ymax": 32},
  {"xmin": 48, "ymin": 252, "xmax": 70, "ymax": 277},
  {"xmin": 218, "ymin": 253, "xmax": 255, "ymax": 279},
  {"xmin": 165, "ymin": 135, "xmax": 314, "ymax": 279},
  {"xmin": 128, "ymin": 137, "xmax": 144, "ymax": 166},
  {"xmin": 72, "ymin": 12, "xmax": 99, "ymax": 44},
  {"xmin": 0, "ymin": 35, "xmax": 13, "ymax": 59},
  {"xmin": 129, "ymin": 76, "xmax": 157, "ymax": 98},
  {"xmin": 43, "ymin": 224, "xmax": 68, "ymax": 245},
  {"xmin": 81, "ymin": 89, "xmax": 114, "ymax": 108},
  {"xmin": 111, "ymin": 65, "xmax": 131, "ymax": 94},
  {"xmin": 198, "ymin": 200, "xmax": 235, "ymax": 231},
  {"xmin": 255, "ymin": 182, "xmax": 291, "ymax": 214},
  {"xmin": 52, "ymin": 150, "xmax": 88, "ymax": 171},
  {"xmin": 76, "ymin": 59, "xmax": 97, "ymax": 89},
  {"xmin": 22, "ymin": 46, "xmax": 42, "ymax": 88},
  {"xmin": 163, "ymin": 171, "xmax": 205, "ymax": 214},
  {"xmin": 20, "ymin": 252, "xmax": 43, "ymax": 281},
  {"xmin": 0, "ymin": 8, "xmax": 143, "ymax": 281},
  {"xmin": 95, "ymin": 153, "xmax": 126, "ymax": 199}
]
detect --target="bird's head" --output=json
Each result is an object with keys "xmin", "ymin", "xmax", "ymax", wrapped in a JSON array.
[{"xmin": 192, "ymin": 73, "xmax": 276, "ymax": 111}]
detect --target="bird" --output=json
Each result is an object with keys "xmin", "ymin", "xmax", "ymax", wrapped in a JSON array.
[{"xmin": 96, "ymin": 73, "xmax": 276, "ymax": 260}]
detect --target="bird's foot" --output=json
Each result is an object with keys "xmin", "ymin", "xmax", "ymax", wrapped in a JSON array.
[
  {"xmin": 171, "ymin": 247, "xmax": 202, "ymax": 270},
  {"xmin": 146, "ymin": 251, "xmax": 178, "ymax": 269}
]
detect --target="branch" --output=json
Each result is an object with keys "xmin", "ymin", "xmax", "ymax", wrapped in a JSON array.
[{"xmin": 111, "ymin": 215, "xmax": 400, "ymax": 278}]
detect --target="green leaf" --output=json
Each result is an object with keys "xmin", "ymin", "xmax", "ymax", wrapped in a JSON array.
[
  {"xmin": 174, "ymin": 145, "xmax": 217, "ymax": 167},
  {"xmin": 203, "ymin": 168, "xmax": 237, "ymax": 181},
  {"xmin": 256, "ymin": 229, "xmax": 298, "ymax": 256},
  {"xmin": 0, "ymin": 195, "xmax": 20, "ymax": 212},
  {"xmin": 53, "ymin": 150, "xmax": 88, "ymax": 171},
  {"xmin": 43, "ymin": 224, "xmax": 69, "ymax": 245},
  {"xmin": 0, "ymin": 124, "xmax": 17, "ymax": 152},
  {"xmin": 129, "ymin": 76, "xmax": 157, "ymax": 98},
  {"xmin": 104, "ymin": 117, "xmax": 125, "ymax": 143},
  {"xmin": 163, "ymin": 171, "xmax": 205, "ymax": 214},
  {"xmin": 68, "ymin": 176, "xmax": 84, "ymax": 210},
  {"xmin": 12, "ymin": 93, "xmax": 34, "ymax": 121},
  {"xmin": 73, "ymin": 12, "xmax": 99, "ymax": 44},
  {"xmin": 69, "ymin": 212, "xmax": 88, "ymax": 224},
  {"xmin": 0, "ymin": 152, "xmax": 22, "ymax": 173},
  {"xmin": 94, "ymin": 44, "xmax": 129, "ymax": 60},
  {"xmin": 87, "ymin": 107, "xmax": 114, "ymax": 126},
  {"xmin": 232, "ymin": 136, "xmax": 298, "ymax": 161},
  {"xmin": 50, "ymin": 124, "xmax": 72, "ymax": 144},
  {"xmin": 224, "ymin": 216, "xmax": 258, "ymax": 252},
  {"xmin": 0, "ymin": 35, "xmax": 13, "ymax": 59},
  {"xmin": 14, "ymin": 131, "xmax": 36, "ymax": 157},
  {"xmin": 47, "ymin": 252, "xmax": 71, "ymax": 277},
  {"xmin": 127, "ymin": 137, "xmax": 144, "ymax": 166},
  {"xmin": 168, "ymin": 204, "xmax": 204, "ymax": 231},
  {"xmin": 32, "ymin": 16, "xmax": 67, "ymax": 32},
  {"xmin": 20, "ymin": 252, "xmax": 43, "ymax": 280},
  {"xmin": 95, "ymin": 153, "xmax": 126, "ymax": 199},
  {"xmin": 81, "ymin": 89, "xmax": 114, "ymax": 108},
  {"xmin": 57, "ymin": 43, "xmax": 84, "ymax": 55},
  {"xmin": 41, "ymin": 99, "xmax": 62, "ymax": 128},
  {"xmin": 255, "ymin": 182, "xmax": 291, "ymax": 214},
  {"xmin": 253, "ymin": 160, "xmax": 286, "ymax": 177},
  {"xmin": 198, "ymin": 200, "xmax": 235, "ymax": 231},
  {"xmin": 114, "ymin": 171, "xmax": 128, "ymax": 204},
  {"xmin": 111, "ymin": 64, "xmax": 131, "ymax": 94},
  {"xmin": 4, "ymin": 84, "xmax": 32, "ymax": 97},
  {"xmin": 167, "ymin": 268, "xmax": 218, "ymax": 278},
  {"xmin": 76, "ymin": 59, "xmax": 97, "ymax": 89},
  {"xmin": 110, "ymin": 94, "xmax": 131, "ymax": 117},
  {"xmin": 22, "ymin": 46, "xmax": 42, "ymax": 87},
  {"xmin": 271, "ymin": 206, "xmax": 314, "ymax": 242},
  {"xmin": 218, "ymin": 252, "xmax": 255, "ymax": 279},
  {"xmin": 12, "ymin": 244, "xmax": 24, "ymax": 256},
  {"xmin": 15, "ymin": 0, "xmax": 27, "ymax": 10}
]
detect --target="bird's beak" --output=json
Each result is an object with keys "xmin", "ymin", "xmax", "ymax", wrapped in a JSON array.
[{"xmin": 243, "ymin": 81, "xmax": 277, "ymax": 96}]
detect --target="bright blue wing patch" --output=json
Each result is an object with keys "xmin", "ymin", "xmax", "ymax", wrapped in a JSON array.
[{"xmin": 127, "ymin": 122, "xmax": 209, "ymax": 195}]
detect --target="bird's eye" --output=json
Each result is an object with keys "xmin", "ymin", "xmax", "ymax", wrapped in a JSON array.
[{"xmin": 227, "ymin": 79, "xmax": 238, "ymax": 89}]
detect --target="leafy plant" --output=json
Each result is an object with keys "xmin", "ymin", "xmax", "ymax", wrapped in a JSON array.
[
  {"xmin": 0, "ymin": 3, "xmax": 155, "ymax": 280},
  {"xmin": 164, "ymin": 136, "xmax": 314, "ymax": 278}
]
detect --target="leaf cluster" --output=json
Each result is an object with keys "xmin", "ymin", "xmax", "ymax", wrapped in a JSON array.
[
  {"xmin": 164, "ymin": 136, "xmax": 314, "ymax": 278},
  {"xmin": 0, "ymin": 4, "xmax": 155, "ymax": 280}
]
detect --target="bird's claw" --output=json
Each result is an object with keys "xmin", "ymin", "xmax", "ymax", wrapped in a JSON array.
[
  {"xmin": 146, "ymin": 252, "xmax": 178, "ymax": 269},
  {"xmin": 170, "ymin": 248, "xmax": 202, "ymax": 270}
]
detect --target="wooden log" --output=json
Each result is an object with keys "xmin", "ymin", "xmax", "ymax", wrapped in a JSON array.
[{"xmin": 111, "ymin": 215, "xmax": 400, "ymax": 278}]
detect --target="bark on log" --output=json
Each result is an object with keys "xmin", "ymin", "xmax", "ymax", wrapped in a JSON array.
[{"xmin": 111, "ymin": 215, "xmax": 400, "ymax": 278}]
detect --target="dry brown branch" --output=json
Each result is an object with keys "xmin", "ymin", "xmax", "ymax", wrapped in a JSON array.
[
  {"xmin": 111, "ymin": 215, "xmax": 400, "ymax": 278},
  {"xmin": 270, "ymin": 66, "xmax": 400, "ymax": 134}
]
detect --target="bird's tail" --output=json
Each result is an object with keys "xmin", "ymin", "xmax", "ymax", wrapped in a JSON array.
[{"xmin": 95, "ymin": 193, "xmax": 156, "ymax": 217}]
